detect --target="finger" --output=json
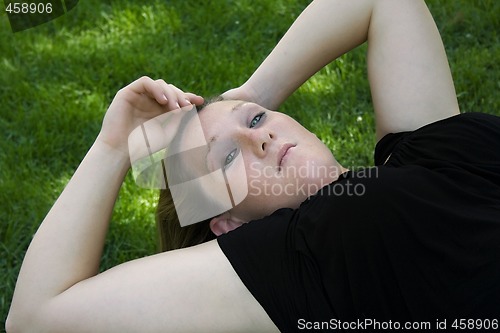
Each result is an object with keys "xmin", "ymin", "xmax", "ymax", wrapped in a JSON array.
[
  {"xmin": 128, "ymin": 77, "xmax": 200, "ymax": 112},
  {"xmin": 128, "ymin": 76, "xmax": 169, "ymax": 105},
  {"xmin": 160, "ymin": 83, "xmax": 203, "ymax": 108},
  {"xmin": 155, "ymin": 80, "xmax": 184, "ymax": 111},
  {"xmin": 167, "ymin": 84, "xmax": 196, "ymax": 108},
  {"xmin": 184, "ymin": 93, "xmax": 205, "ymax": 106},
  {"xmin": 153, "ymin": 79, "xmax": 181, "ymax": 109},
  {"xmin": 116, "ymin": 80, "xmax": 169, "ymax": 117}
]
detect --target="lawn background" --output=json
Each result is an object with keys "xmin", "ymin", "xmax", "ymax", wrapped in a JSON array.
[{"xmin": 0, "ymin": 0, "xmax": 498, "ymax": 329}]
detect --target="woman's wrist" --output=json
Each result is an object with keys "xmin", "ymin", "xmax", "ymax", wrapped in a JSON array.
[
  {"xmin": 222, "ymin": 81, "xmax": 282, "ymax": 111},
  {"xmin": 91, "ymin": 137, "xmax": 132, "ymax": 173},
  {"xmin": 222, "ymin": 84, "xmax": 257, "ymax": 104}
]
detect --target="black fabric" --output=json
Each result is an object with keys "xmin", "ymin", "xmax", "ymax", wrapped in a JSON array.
[{"xmin": 217, "ymin": 113, "xmax": 500, "ymax": 332}]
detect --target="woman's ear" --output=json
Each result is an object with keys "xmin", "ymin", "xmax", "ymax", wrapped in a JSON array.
[{"xmin": 209, "ymin": 212, "xmax": 245, "ymax": 236}]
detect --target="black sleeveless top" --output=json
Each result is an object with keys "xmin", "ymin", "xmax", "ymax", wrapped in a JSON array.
[{"xmin": 218, "ymin": 113, "xmax": 500, "ymax": 332}]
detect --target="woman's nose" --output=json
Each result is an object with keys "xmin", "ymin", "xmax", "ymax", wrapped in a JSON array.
[{"xmin": 240, "ymin": 127, "xmax": 274, "ymax": 157}]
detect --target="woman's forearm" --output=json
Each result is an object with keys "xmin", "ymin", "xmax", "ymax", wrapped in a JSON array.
[
  {"xmin": 238, "ymin": 0, "xmax": 372, "ymax": 110},
  {"xmin": 9, "ymin": 140, "xmax": 129, "ymax": 323}
]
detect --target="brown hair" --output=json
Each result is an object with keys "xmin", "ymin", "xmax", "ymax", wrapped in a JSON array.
[
  {"xmin": 155, "ymin": 96, "xmax": 224, "ymax": 252},
  {"xmin": 156, "ymin": 188, "xmax": 216, "ymax": 251}
]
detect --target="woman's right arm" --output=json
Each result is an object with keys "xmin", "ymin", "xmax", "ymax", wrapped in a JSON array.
[
  {"xmin": 30, "ymin": 240, "xmax": 278, "ymax": 332},
  {"xmin": 6, "ymin": 78, "xmax": 278, "ymax": 333},
  {"xmin": 224, "ymin": 0, "xmax": 459, "ymax": 140}
]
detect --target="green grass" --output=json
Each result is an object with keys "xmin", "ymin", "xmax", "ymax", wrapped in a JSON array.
[{"xmin": 0, "ymin": 0, "xmax": 498, "ymax": 329}]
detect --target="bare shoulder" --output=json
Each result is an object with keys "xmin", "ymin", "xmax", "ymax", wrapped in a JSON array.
[{"xmin": 39, "ymin": 240, "xmax": 279, "ymax": 333}]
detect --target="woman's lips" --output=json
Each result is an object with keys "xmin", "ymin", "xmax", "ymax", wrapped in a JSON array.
[{"xmin": 277, "ymin": 143, "xmax": 296, "ymax": 169}]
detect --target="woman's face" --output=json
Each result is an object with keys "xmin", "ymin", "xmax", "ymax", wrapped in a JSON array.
[{"xmin": 196, "ymin": 100, "xmax": 344, "ymax": 222}]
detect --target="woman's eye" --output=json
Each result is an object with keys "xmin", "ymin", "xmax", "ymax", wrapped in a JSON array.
[
  {"xmin": 224, "ymin": 149, "xmax": 237, "ymax": 167},
  {"xmin": 250, "ymin": 112, "xmax": 265, "ymax": 128}
]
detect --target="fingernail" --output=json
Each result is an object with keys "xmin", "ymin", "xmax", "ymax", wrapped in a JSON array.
[{"xmin": 176, "ymin": 102, "xmax": 180, "ymax": 109}]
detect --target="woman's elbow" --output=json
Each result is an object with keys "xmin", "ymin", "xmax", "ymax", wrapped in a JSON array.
[
  {"xmin": 5, "ymin": 308, "xmax": 39, "ymax": 333},
  {"xmin": 5, "ymin": 311, "xmax": 20, "ymax": 333}
]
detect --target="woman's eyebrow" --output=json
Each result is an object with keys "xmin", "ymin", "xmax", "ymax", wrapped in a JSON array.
[
  {"xmin": 231, "ymin": 101, "xmax": 248, "ymax": 113},
  {"xmin": 204, "ymin": 135, "xmax": 215, "ymax": 170},
  {"xmin": 204, "ymin": 102, "xmax": 248, "ymax": 170},
  {"xmin": 207, "ymin": 101, "xmax": 248, "ymax": 154}
]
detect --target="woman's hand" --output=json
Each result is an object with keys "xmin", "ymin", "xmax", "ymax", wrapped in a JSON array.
[
  {"xmin": 222, "ymin": 82, "xmax": 276, "ymax": 110},
  {"xmin": 97, "ymin": 76, "xmax": 204, "ymax": 157},
  {"xmin": 222, "ymin": 79, "xmax": 287, "ymax": 111},
  {"xmin": 222, "ymin": 84, "xmax": 257, "ymax": 104}
]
